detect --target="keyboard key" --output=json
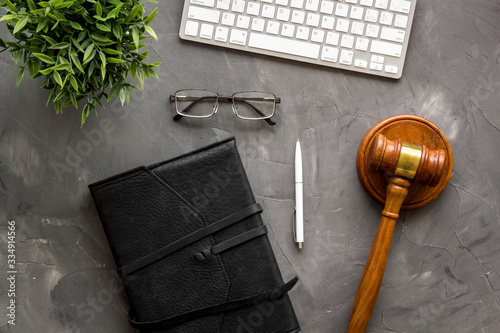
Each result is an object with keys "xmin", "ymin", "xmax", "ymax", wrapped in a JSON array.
[
  {"xmin": 354, "ymin": 59, "xmax": 368, "ymax": 68},
  {"xmin": 290, "ymin": 0, "xmax": 304, "ymax": 9},
  {"xmin": 200, "ymin": 23, "xmax": 214, "ymax": 39},
  {"xmin": 281, "ymin": 23, "xmax": 295, "ymax": 37},
  {"xmin": 326, "ymin": 31, "xmax": 340, "ymax": 45},
  {"xmin": 374, "ymin": 0, "xmax": 388, "ymax": 10},
  {"xmin": 184, "ymin": 21, "xmax": 199, "ymax": 37},
  {"xmin": 365, "ymin": 24, "xmax": 379, "ymax": 38},
  {"xmin": 370, "ymin": 40, "xmax": 402, "ymax": 57},
  {"xmin": 215, "ymin": 26, "xmax": 229, "ymax": 41},
  {"xmin": 216, "ymin": 0, "xmax": 230, "ymax": 10},
  {"xmin": 305, "ymin": 0, "xmax": 320, "ymax": 11},
  {"xmin": 360, "ymin": 0, "xmax": 373, "ymax": 5},
  {"xmin": 277, "ymin": 8, "xmax": 291, "ymax": 21},
  {"xmin": 266, "ymin": 21, "xmax": 280, "ymax": 34},
  {"xmin": 311, "ymin": 29, "xmax": 325, "ymax": 43},
  {"xmin": 379, "ymin": 11, "xmax": 393, "ymax": 25},
  {"xmin": 306, "ymin": 13, "xmax": 320, "ymax": 27},
  {"xmin": 390, "ymin": 0, "xmax": 411, "ymax": 14},
  {"xmin": 369, "ymin": 62, "xmax": 383, "ymax": 70},
  {"xmin": 394, "ymin": 14, "xmax": 408, "ymax": 28},
  {"xmin": 252, "ymin": 18, "xmax": 266, "ymax": 31},
  {"xmin": 341, "ymin": 35, "xmax": 354, "ymax": 48},
  {"xmin": 296, "ymin": 26, "xmax": 310, "ymax": 40},
  {"xmin": 232, "ymin": 0, "xmax": 246, "ymax": 13},
  {"xmin": 321, "ymin": 46, "xmax": 339, "ymax": 62},
  {"xmin": 339, "ymin": 50, "xmax": 354, "ymax": 65},
  {"xmin": 230, "ymin": 29, "xmax": 248, "ymax": 45},
  {"xmin": 276, "ymin": 0, "xmax": 289, "ymax": 5},
  {"xmin": 248, "ymin": 33, "xmax": 320, "ymax": 59},
  {"xmin": 191, "ymin": 0, "xmax": 215, "ymax": 7},
  {"xmin": 350, "ymin": 6, "xmax": 364, "ymax": 20},
  {"xmin": 355, "ymin": 37, "xmax": 369, "ymax": 51},
  {"xmin": 336, "ymin": 18, "xmax": 350, "ymax": 32},
  {"xmin": 351, "ymin": 21, "xmax": 364, "ymax": 35},
  {"xmin": 188, "ymin": 6, "xmax": 220, "ymax": 23},
  {"xmin": 345, "ymin": 0, "xmax": 358, "ymax": 4},
  {"xmin": 292, "ymin": 10, "xmax": 306, "ymax": 24},
  {"xmin": 380, "ymin": 27, "xmax": 405, "ymax": 42},
  {"xmin": 365, "ymin": 9, "xmax": 379, "ymax": 22},
  {"xmin": 221, "ymin": 12, "xmax": 235, "ymax": 26},
  {"xmin": 320, "ymin": 1, "xmax": 335, "ymax": 14},
  {"xmin": 237, "ymin": 15, "xmax": 251, "ymax": 29},
  {"xmin": 371, "ymin": 55, "xmax": 384, "ymax": 63},
  {"xmin": 385, "ymin": 64, "xmax": 399, "ymax": 73},
  {"xmin": 262, "ymin": 5, "xmax": 276, "ymax": 18},
  {"xmin": 321, "ymin": 16, "xmax": 335, "ymax": 30},
  {"xmin": 246, "ymin": 2, "xmax": 260, "ymax": 16},
  {"xmin": 335, "ymin": 3, "xmax": 349, "ymax": 17}
]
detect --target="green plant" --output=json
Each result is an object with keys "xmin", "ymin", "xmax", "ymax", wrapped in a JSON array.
[{"xmin": 0, "ymin": 0, "xmax": 160, "ymax": 126}]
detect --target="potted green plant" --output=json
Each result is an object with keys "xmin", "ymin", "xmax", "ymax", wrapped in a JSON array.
[{"xmin": 0, "ymin": 0, "xmax": 160, "ymax": 126}]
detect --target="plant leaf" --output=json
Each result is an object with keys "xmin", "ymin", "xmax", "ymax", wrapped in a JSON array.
[
  {"xmin": 91, "ymin": 34, "xmax": 115, "ymax": 45},
  {"xmin": 39, "ymin": 67, "xmax": 54, "ymax": 75},
  {"xmin": 13, "ymin": 16, "xmax": 29, "ymax": 34},
  {"xmin": 144, "ymin": 25, "xmax": 157, "ymax": 40},
  {"xmin": 99, "ymin": 50, "xmax": 106, "ymax": 65},
  {"xmin": 145, "ymin": 7, "xmax": 157, "ymax": 25},
  {"xmin": 102, "ymin": 48, "xmax": 121, "ymax": 55},
  {"xmin": 53, "ymin": 70, "xmax": 63, "ymax": 86},
  {"xmin": 132, "ymin": 25, "xmax": 139, "ymax": 49},
  {"xmin": 27, "ymin": 0, "xmax": 37, "ymax": 11},
  {"xmin": 96, "ymin": 23, "xmax": 110, "ymax": 32},
  {"xmin": 42, "ymin": 35, "xmax": 58, "ymax": 45},
  {"xmin": 106, "ymin": 57, "xmax": 125, "ymax": 63},
  {"xmin": 125, "ymin": 5, "xmax": 142, "ymax": 23},
  {"xmin": 69, "ymin": 75, "xmax": 78, "ymax": 92},
  {"xmin": 70, "ymin": 53, "xmax": 84, "ymax": 73},
  {"xmin": 16, "ymin": 69, "xmax": 24, "ymax": 87},
  {"xmin": 5, "ymin": 0, "xmax": 18, "ymax": 13},
  {"xmin": 70, "ymin": 21, "xmax": 83, "ymax": 30},
  {"xmin": 95, "ymin": 2, "xmax": 102, "ymax": 16},
  {"xmin": 49, "ymin": 42, "xmax": 70, "ymax": 50},
  {"xmin": 33, "ymin": 53, "xmax": 56, "ymax": 64},
  {"xmin": 83, "ymin": 43, "xmax": 95, "ymax": 63},
  {"xmin": 130, "ymin": 59, "xmax": 137, "ymax": 80}
]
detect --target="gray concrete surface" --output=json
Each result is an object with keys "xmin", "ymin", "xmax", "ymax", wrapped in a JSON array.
[{"xmin": 1, "ymin": 1, "xmax": 500, "ymax": 332}]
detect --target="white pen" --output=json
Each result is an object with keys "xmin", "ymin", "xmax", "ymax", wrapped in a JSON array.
[{"xmin": 295, "ymin": 139, "xmax": 304, "ymax": 249}]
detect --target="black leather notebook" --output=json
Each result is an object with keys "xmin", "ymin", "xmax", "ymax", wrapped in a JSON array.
[{"xmin": 88, "ymin": 137, "xmax": 300, "ymax": 333}]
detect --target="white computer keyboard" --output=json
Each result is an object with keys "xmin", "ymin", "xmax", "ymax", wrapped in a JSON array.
[{"xmin": 179, "ymin": 0, "xmax": 417, "ymax": 79}]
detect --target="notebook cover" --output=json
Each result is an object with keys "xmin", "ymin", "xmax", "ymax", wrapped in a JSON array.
[{"xmin": 88, "ymin": 137, "xmax": 300, "ymax": 332}]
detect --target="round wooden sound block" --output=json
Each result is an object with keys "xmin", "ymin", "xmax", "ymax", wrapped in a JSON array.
[{"xmin": 357, "ymin": 115, "xmax": 453, "ymax": 209}]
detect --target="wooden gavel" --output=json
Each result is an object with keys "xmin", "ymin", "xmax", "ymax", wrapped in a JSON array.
[{"xmin": 347, "ymin": 133, "xmax": 447, "ymax": 332}]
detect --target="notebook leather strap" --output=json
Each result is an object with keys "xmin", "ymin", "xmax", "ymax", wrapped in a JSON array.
[
  {"xmin": 118, "ymin": 203, "xmax": 263, "ymax": 276},
  {"xmin": 194, "ymin": 224, "xmax": 268, "ymax": 261},
  {"xmin": 128, "ymin": 277, "xmax": 299, "ymax": 330}
]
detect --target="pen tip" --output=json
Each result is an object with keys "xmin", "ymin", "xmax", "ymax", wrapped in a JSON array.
[{"xmin": 297, "ymin": 139, "xmax": 300, "ymax": 142}]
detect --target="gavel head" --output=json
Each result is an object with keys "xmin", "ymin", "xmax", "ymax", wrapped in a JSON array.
[{"xmin": 367, "ymin": 134, "xmax": 447, "ymax": 187}]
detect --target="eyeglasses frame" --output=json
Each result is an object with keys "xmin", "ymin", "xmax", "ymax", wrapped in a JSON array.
[{"xmin": 170, "ymin": 89, "xmax": 280, "ymax": 126}]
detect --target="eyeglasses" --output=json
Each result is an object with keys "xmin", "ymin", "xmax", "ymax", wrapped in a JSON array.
[{"xmin": 170, "ymin": 89, "xmax": 280, "ymax": 126}]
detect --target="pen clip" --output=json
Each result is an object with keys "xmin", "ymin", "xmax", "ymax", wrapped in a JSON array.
[{"xmin": 292, "ymin": 206, "xmax": 297, "ymax": 243}]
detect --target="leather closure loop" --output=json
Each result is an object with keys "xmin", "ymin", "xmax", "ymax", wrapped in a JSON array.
[
  {"xmin": 194, "ymin": 225, "xmax": 269, "ymax": 262},
  {"xmin": 118, "ymin": 203, "xmax": 263, "ymax": 276}
]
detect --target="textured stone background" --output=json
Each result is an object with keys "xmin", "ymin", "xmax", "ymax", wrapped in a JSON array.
[{"xmin": 1, "ymin": 1, "xmax": 500, "ymax": 332}]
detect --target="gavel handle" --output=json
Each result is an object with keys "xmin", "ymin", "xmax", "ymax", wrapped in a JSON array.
[{"xmin": 347, "ymin": 177, "xmax": 411, "ymax": 333}]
